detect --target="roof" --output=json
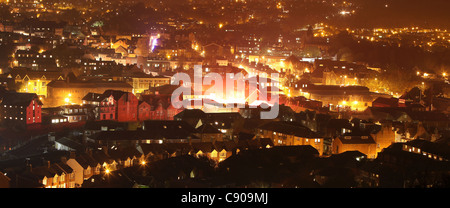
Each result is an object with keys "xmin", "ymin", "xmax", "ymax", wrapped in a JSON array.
[
  {"xmin": 196, "ymin": 123, "xmax": 222, "ymax": 134},
  {"xmin": 143, "ymin": 120, "xmax": 198, "ymax": 140},
  {"xmin": 93, "ymin": 121, "xmax": 199, "ymax": 141},
  {"xmin": 73, "ymin": 152, "xmax": 100, "ymax": 169},
  {"xmin": 239, "ymin": 145, "xmax": 319, "ymax": 158},
  {"xmin": 327, "ymin": 119, "xmax": 353, "ymax": 129},
  {"xmin": 108, "ymin": 147, "xmax": 142, "ymax": 161},
  {"xmin": 139, "ymin": 143, "xmax": 169, "ymax": 155},
  {"xmin": 46, "ymin": 79, "xmax": 132, "ymax": 89},
  {"xmin": 214, "ymin": 141, "xmax": 237, "ymax": 151},
  {"xmin": 406, "ymin": 111, "xmax": 449, "ymax": 122},
  {"xmin": 102, "ymin": 90, "xmax": 130, "ymax": 101},
  {"xmin": 258, "ymin": 121, "xmax": 320, "ymax": 138},
  {"xmin": 0, "ymin": 91, "xmax": 42, "ymax": 106},
  {"xmin": 55, "ymin": 137, "xmax": 83, "ymax": 151},
  {"xmin": 337, "ymin": 134, "xmax": 376, "ymax": 144},
  {"xmin": 29, "ymin": 162, "xmax": 73, "ymax": 178},
  {"xmin": 6, "ymin": 68, "xmax": 64, "ymax": 80},
  {"xmin": 405, "ymin": 139, "xmax": 450, "ymax": 159},
  {"xmin": 191, "ymin": 142, "xmax": 215, "ymax": 153},
  {"xmin": 84, "ymin": 120, "xmax": 129, "ymax": 130},
  {"xmin": 82, "ymin": 92, "xmax": 104, "ymax": 102},
  {"xmin": 372, "ymin": 97, "xmax": 400, "ymax": 107},
  {"xmin": 174, "ymin": 109, "xmax": 207, "ymax": 120}
]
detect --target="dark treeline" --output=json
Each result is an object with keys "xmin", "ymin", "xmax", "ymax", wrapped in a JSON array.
[{"xmin": 329, "ymin": 31, "xmax": 450, "ymax": 74}]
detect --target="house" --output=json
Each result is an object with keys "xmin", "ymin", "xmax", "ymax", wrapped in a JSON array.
[
  {"xmin": 138, "ymin": 143, "xmax": 172, "ymax": 161},
  {"xmin": 325, "ymin": 119, "xmax": 353, "ymax": 137},
  {"xmin": 142, "ymin": 120, "xmax": 200, "ymax": 143},
  {"xmin": 89, "ymin": 149, "xmax": 119, "ymax": 173},
  {"xmin": 0, "ymin": 91, "xmax": 43, "ymax": 127},
  {"xmin": 332, "ymin": 134, "xmax": 377, "ymax": 159},
  {"xmin": 126, "ymin": 73, "xmax": 171, "ymax": 94},
  {"xmin": 256, "ymin": 121, "xmax": 324, "ymax": 155},
  {"xmin": 377, "ymin": 142, "xmax": 450, "ymax": 187},
  {"xmin": 82, "ymin": 93, "xmax": 104, "ymax": 106},
  {"xmin": 59, "ymin": 104, "xmax": 95, "ymax": 122},
  {"xmin": 190, "ymin": 142, "xmax": 216, "ymax": 159},
  {"xmin": 137, "ymin": 142, "xmax": 192, "ymax": 162},
  {"xmin": 212, "ymin": 141, "xmax": 237, "ymax": 162},
  {"xmin": 28, "ymin": 162, "xmax": 76, "ymax": 188},
  {"xmin": 217, "ymin": 145, "xmax": 320, "ymax": 186},
  {"xmin": 97, "ymin": 90, "xmax": 139, "ymax": 122},
  {"xmin": 13, "ymin": 50, "xmax": 58, "ymax": 71},
  {"xmin": 298, "ymin": 84, "xmax": 389, "ymax": 111},
  {"xmin": 138, "ymin": 101, "xmax": 152, "ymax": 121},
  {"xmin": 91, "ymin": 121, "xmax": 201, "ymax": 148},
  {"xmin": 195, "ymin": 123, "xmax": 223, "ymax": 142},
  {"xmin": 401, "ymin": 139, "xmax": 450, "ymax": 161},
  {"xmin": 174, "ymin": 108, "xmax": 207, "ymax": 127},
  {"xmin": 141, "ymin": 94, "xmax": 183, "ymax": 120},
  {"xmin": 66, "ymin": 151, "xmax": 102, "ymax": 187},
  {"xmin": 108, "ymin": 147, "xmax": 144, "ymax": 168},
  {"xmin": 369, "ymin": 121, "xmax": 396, "ymax": 153},
  {"xmin": 46, "ymin": 77, "xmax": 133, "ymax": 107},
  {"xmin": 4, "ymin": 68, "xmax": 64, "ymax": 97},
  {"xmin": 204, "ymin": 112, "xmax": 243, "ymax": 139}
]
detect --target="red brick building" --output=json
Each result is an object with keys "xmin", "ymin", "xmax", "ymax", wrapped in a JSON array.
[
  {"xmin": 141, "ymin": 94, "xmax": 182, "ymax": 120},
  {"xmin": 138, "ymin": 101, "xmax": 152, "ymax": 121},
  {"xmin": 98, "ymin": 90, "xmax": 138, "ymax": 122},
  {"xmin": 0, "ymin": 91, "xmax": 43, "ymax": 126}
]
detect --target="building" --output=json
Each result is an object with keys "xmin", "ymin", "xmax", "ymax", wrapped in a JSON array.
[
  {"xmin": 127, "ymin": 73, "xmax": 171, "ymax": 94},
  {"xmin": 298, "ymin": 84, "xmax": 391, "ymax": 111},
  {"xmin": 14, "ymin": 50, "xmax": 57, "ymax": 71},
  {"xmin": 138, "ymin": 101, "xmax": 152, "ymax": 121},
  {"xmin": 332, "ymin": 134, "xmax": 377, "ymax": 159},
  {"xmin": 4, "ymin": 68, "xmax": 65, "ymax": 97},
  {"xmin": 46, "ymin": 77, "xmax": 133, "ymax": 107},
  {"xmin": 257, "ymin": 121, "xmax": 324, "ymax": 155},
  {"xmin": 97, "ymin": 90, "xmax": 139, "ymax": 122},
  {"xmin": 0, "ymin": 91, "xmax": 43, "ymax": 126},
  {"xmin": 29, "ymin": 162, "xmax": 76, "ymax": 188}
]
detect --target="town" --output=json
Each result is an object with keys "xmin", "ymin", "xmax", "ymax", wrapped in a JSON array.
[{"xmin": 0, "ymin": 0, "xmax": 449, "ymax": 188}]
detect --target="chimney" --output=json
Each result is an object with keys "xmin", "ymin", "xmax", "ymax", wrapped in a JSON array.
[
  {"xmin": 102, "ymin": 145, "xmax": 108, "ymax": 156},
  {"xmin": 61, "ymin": 156, "xmax": 67, "ymax": 164},
  {"xmin": 69, "ymin": 151, "xmax": 76, "ymax": 159},
  {"xmin": 47, "ymin": 160, "xmax": 51, "ymax": 169},
  {"xmin": 87, "ymin": 148, "xmax": 93, "ymax": 157}
]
